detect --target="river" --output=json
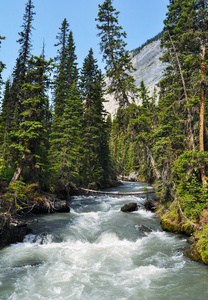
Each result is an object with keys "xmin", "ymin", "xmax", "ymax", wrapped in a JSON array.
[{"xmin": 0, "ymin": 182, "xmax": 208, "ymax": 300}]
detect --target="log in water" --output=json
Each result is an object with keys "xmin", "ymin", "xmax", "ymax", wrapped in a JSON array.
[
  {"xmin": 0, "ymin": 182, "xmax": 208, "ymax": 299},
  {"xmin": 80, "ymin": 187, "xmax": 155, "ymax": 195}
]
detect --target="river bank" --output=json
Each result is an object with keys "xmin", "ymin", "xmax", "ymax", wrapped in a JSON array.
[
  {"xmin": 156, "ymin": 199, "xmax": 208, "ymax": 265},
  {"xmin": 1, "ymin": 181, "xmax": 208, "ymax": 300},
  {"xmin": 1, "ymin": 180, "xmax": 208, "ymax": 266},
  {"xmin": 0, "ymin": 191, "xmax": 70, "ymax": 249}
]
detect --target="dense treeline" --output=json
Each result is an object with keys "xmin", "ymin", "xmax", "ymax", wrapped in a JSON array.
[
  {"xmin": 1, "ymin": 0, "xmax": 208, "ymax": 263},
  {"xmin": 0, "ymin": 0, "xmax": 117, "ymax": 213},
  {"xmin": 109, "ymin": 0, "xmax": 208, "ymax": 264}
]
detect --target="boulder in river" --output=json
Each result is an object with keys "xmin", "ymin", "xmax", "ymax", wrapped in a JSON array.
[
  {"xmin": 138, "ymin": 224, "xmax": 152, "ymax": 233},
  {"xmin": 54, "ymin": 200, "xmax": 70, "ymax": 213},
  {"xmin": 121, "ymin": 202, "xmax": 138, "ymax": 212},
  {"xmin": 143, "ymin": 199, "xmax": 156, "ymax": 212}
]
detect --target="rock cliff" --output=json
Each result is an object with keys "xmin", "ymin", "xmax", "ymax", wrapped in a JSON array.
[{"xmin": 104, "ymin": 38, "xmax": 166, "ymax": 115}]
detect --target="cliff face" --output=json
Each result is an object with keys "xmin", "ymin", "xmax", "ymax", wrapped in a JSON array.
[{"xmin": 104, "ymin": 39, "xmax": 166, "ymax": 115}]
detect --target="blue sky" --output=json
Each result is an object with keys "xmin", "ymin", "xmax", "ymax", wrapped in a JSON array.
[{"xmin": 0, "ymin": 0, "xmax": 169, "ymax": 81}]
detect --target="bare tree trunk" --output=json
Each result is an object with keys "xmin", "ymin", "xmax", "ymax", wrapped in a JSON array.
[
  {"xmin": 10, "ymin": 153, "xmax": 26, "ymax": 183},
  {"xmin": 168, "ymin": 31, "xmax": 195, "ymax": 151},
  {"xmin": 200, "ymin": 39, "xmax": 206, "ymax": 185}
]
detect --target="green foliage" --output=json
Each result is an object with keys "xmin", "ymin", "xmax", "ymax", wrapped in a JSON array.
[
  {"xmin": 5, "ymin": 181, "xmax": 40, "ymax": 211},
  {"xmin": 50, "ymin": 20, "xmax": 82, "ymax": 193},
  {"xmin": 172, "ymin": 151, "xmax": 208, "ymax": 221},
  {"xmin": 0, "ymin": 158, "xmax": 14, "ymax": 182},
  {"xmin": 53, "ymin": 19, "xmax": 78, "ymax": 117},
  {"xmin": 96, "ymin": 0, "xmax": 137, "ymax": 108},
  {"xmin": 109, "ymin": 84, "xmax": 159, "ymax": 182},
  {"xmin": 50, "ymin": 83, "xmax": 83, "ymax": 190},
  {"xmin": 173, "ymin": 151, "xmax": 208, "ymax": 198},
  {"xmin": 0, "ymin": 36, "xmax": 6, "ymax": 86},
  {"xmin": 11, "ymin": 54, "xmax": 52, "ymax": 186},
  {"xmin": 80, "ymin": 48, "xmax": 114, "ymax": 187},
  {"xmin": 195, "ymin": 224, "xmax": 208, "ymax": 264}
]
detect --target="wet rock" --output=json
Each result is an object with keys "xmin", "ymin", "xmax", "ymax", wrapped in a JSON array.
[
  {"xmin": 187, "ymin": 235, "xmax": 197, "ymax": 244},
  {"xmin": 54, "ymin": 200, "xmax": 70, "ymax": 213},
  {"xmin": 138, "ymin": 224, "xmax": 152, "ymax": 233},
  {"xmin": 121, "ymin": 202, "xmax": 138, "ymax": 212},
  {"xmin": 0, "ymin": 221, "xmax": 31, "ymax": 249},
  {"xmin": 31, "ymin": 199, "xmax": 70, "ymax": 214},
  {"xmin": 31, "ymin": 232, "xmax": 51, "ymax": 245},
  {"xmin": 143, "ymin": 199, "xmax": 156, "ymax": 212},
  {"xmin": 185, "ymin": 244, "xmax": 203, "ymax": 263},
  {"xmin": 14, "ymin": 259, "xmax": 43, "ymax": 268},
  {"xmin": 161, "ymin": 219, "xmax": 181, "ymax": 233}
]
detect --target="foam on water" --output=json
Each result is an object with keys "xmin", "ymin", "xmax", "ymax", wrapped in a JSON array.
[{"xmin": 1, "ymin": 182, "xmax": 208, "ymax": 300}]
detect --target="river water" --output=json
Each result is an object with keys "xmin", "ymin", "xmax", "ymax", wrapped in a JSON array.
[{"xmin": 0, "ymin": 182, "xmax": 208, "ymax": 300}]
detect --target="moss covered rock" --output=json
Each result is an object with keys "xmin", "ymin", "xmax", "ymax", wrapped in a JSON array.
[{"xmin": 185, "ymin": 243, "xmax": 203, "ymax": 263}]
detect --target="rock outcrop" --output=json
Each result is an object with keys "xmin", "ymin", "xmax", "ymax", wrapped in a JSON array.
[
  {"xmin": 0, "ymin": 214, "xmax": 31, "ymax": 249},
  {"xmin": 104, "ymin": 39, "xmax": 166, "ymax": 116}
]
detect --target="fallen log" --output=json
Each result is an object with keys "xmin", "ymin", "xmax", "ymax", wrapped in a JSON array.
[{"xmin": 80, "ymin": 188, "xmax": 155, "ymax": 196}]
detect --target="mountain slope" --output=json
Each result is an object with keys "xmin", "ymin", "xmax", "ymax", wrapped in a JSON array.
[{"xmin": 104, "ymin": 38, "xmax": 166, "ymax": 115}]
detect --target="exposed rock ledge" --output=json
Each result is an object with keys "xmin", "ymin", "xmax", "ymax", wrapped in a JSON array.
[
  {"xmin": 0, "ymin": 214, "xmax": 31, "ymax": 249},
  {"xmin": 0, "ymin": 195, "xmax": 70, "ymax": 249}
]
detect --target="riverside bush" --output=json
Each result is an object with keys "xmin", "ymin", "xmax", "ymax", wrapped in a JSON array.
[{"xmin": 6, "ymin": 181, "xmax": 40, "ymax": 212}]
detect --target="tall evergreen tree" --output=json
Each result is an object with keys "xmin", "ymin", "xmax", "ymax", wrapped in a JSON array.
[
  {"xmin": 0, "ymin": 1, "xmax": 35, "ymax": 182},
  {"xmin": 0, "ymin": 36, "xmax": 6, "ymax": 164},
  {"xmin": 197, "ymin": 0, "xmax": 208, "ymax": 184},
  {"xmin": 80, "ymin": 48, "xmax": 112, "ymax": 187},
  {"xmin": 0, "ymin": 36, "xmax": 5, "ymax": 88},
  {"xmin": 11, "ymin": 0, "xmax": 35, "ymax": 122},
  {"xmin": 138, "ymin": 80, "xmax": 151, "ymax": 109},
  {"xmin": 0, "ymin": 80, "xmax": 12, "ymax": 161},
  {"xmin": 96, "ymin": 0, "xmax": 137, "ymax": 109},
  {"xmin": 50, "ymin": 20, "xmax": 81, "ymax": 193},
  {"xmin": 154, "ymin": 0, "xmax": 208, "ymax": 199},
  {"xmin": 10, "ymin": 54, "xmax": 52, "ymax": 186},
  {"xmin": 53, "ymin": 18, "xmax": 70, "ymax": 117},
  {"xmin": 50, "ymin": 83, "xmax": 83, "ymax": 193}
]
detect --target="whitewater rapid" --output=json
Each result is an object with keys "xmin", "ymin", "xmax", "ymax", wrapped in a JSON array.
[{"xmin": 0, "ymin": 182, "xmax": 208, "ymax": 300}]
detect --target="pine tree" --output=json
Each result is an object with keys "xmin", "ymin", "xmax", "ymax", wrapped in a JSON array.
[
  {"xmin": 0, "ymin": 1, "xmax": 35, "ymax": 182},
  {"xmin": 138, "ymin": 80, "xmax": 151, "ymax": 109},
  {"xmin": 155, "ymin": 0, "xmax": 208, "ymax": 199},
  {"xmin": 80, "ymin": 48, "xmax": 112, "ymax": 187},
  {"xmin": 11, "ymin": 0, "xmax": 35, "ymax": 123},
  {"xmin": 50, "ymin": 83, "xmax": 83, "ymax": 193},
  {"xmin": 50, "ymin": 20, "xmax": 81, "ymax": 193},
  {"xmin": 10, "ymin": 54, "xmax": 52, "ymax": 186},
  {"xmin": 53, "ymin": 18, "xmax": 70, "ymax": 117},
  {"xmin": 66, "ymin": 31, "xmax": 79, "ymax": 88},
  {"xmin": 197, "ymin": 0, "xmax": 208, "ymax": 184},
  {"xmin": 0, "ymin": 80, "xmax": 15, "ymax": 181},
  {"xmin": 96, "ymin": 0, "xmax": 137, "ymax": 109},
  {"xmin": 0, "ymin": 36, "xmax": 5, "ymax": 87},
  {"xmin": 0, "ymin": 80, "xmax": 12, "ymax": 162}
]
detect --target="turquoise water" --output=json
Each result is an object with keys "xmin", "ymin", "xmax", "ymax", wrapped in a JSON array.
[{"xmin": 0, "ymin": 182, "xmax": 208, "ymax": 300}]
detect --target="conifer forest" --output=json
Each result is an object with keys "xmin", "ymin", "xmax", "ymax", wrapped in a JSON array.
[{"xmin": 1, "ymin": 0, "xmax": 208, "ymax": 266}]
